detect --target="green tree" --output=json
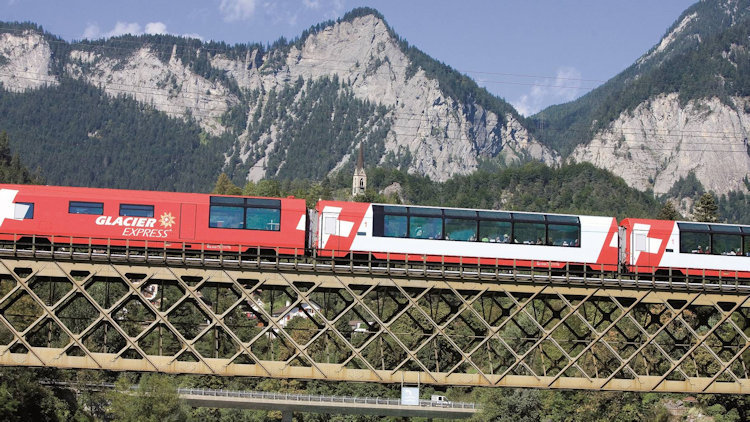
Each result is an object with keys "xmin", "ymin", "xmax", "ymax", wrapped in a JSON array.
[
  {"xmin": 107, "ymin": 374, "xmax": 190, "ymax": 422},
  {"xmin": 694, "ymin": 192, "xmax": 719, "ymax": 222},
  {"xmin": 657, "ymin": 200, "xmax": 681, "ymax": 220},
  {"xmin": 0, "ymin": 368, "xmax": 76, "ymax": 421},
  {"xmin": 0, "ymin": 131, "xmax": 42, "ymax": 184},
  {"xmin": 213, "ymin": 173, "xmax": 242, "ymax": 195}
]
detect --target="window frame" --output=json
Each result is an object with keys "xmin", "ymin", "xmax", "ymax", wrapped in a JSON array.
[
  {"xmin": 17, "ymin": 202, "xmax": 34, "ymax": 219},
  {"xmin": 119, "ymin": 203, "xmax": 155, "ymax": 218},
  {"xmin": 208, "ymin": 196, "xmax": 281, "ymax": 231},
  {"xmin": 372, "ymin": 205, "xmax": 582, "ymax": 248},
  {"xmin": 69, "ymin": 201, "xmax": 104, "ymax": 215}
]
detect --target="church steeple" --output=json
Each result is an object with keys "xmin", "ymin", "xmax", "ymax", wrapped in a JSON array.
[{"xmin": 352, "ymin": 143, "xmax": 367, "ymax": 197}]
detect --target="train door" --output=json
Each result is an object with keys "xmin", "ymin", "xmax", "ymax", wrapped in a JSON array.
[
  {"xmin": 320, "ymin": 210, "xmax": 340, "ymax": 251},
  {"xmin": 630, "ymin": 225, "xmax": 656, "ymax": 269},
  {"xmin": 618, "ymin": 226, "xmax": 627, "ymax": 270},
  {"xmin": 180, "ymin": 203, "xmax": 196, "ymax": 240}
]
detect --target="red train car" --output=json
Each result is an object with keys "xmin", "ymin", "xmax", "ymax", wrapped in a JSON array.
[
  {"xmin": 620, "ymin": 218, "xmax": 750, "ymax": 278},
  {"xmin": 0, "ymin": 184, "xmax": 308, "ymax": 254},
  {"xmin": 315, "ymin": 200, "xmax": 620, "ymax": 271}
]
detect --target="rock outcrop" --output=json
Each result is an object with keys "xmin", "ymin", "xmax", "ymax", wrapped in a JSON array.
[
  {"xmin": 0, "ymin": 14, "xmax": 557, "ymax": 183},
  {"xmin": 572, "ymin": 94, "xmax": 750, "ymax": 195},
  {"xmin": 0, "ymin": 30, "xmax": 57, "ymax": 91}
]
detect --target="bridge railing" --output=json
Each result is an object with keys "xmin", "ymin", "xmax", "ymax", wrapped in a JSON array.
[
  {"xmin": 176, "ymin": 387, "xmax": 478, "ymax": 409},
  {"xmin": 0, "ymin": 232, "xmax": 747, "ymax": 292},
  {"xmin": 40, "ymin": 381, "xmax": 477, "ymax": 409}
]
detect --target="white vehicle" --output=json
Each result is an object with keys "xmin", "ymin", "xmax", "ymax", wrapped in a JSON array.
[{"xmin": 431, "ymin": 394, "xmax": 449, "ymax": 405}]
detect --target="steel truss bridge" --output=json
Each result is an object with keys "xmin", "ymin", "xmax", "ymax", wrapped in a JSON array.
[{"xmin": 0, "ymin": 241, "xmax": 749, "ymax": 394}]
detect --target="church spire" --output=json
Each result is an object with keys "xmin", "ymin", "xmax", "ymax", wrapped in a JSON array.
[
  {"xmin": 356, "ymin": 143, "xmax": 364, "ymax": 171},
  {"xmin": 352, "ymin": 143, "xmax": 367, "ymax": 197}
]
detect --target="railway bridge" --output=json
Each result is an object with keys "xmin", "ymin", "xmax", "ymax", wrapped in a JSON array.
[{"xmin": 0, "ymin": 241, "xmax": 749, "ymax": 394}]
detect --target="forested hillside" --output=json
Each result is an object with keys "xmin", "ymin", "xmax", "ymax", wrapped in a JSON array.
[
  {"xmin": 0, "ymin": 79, "xmax": 229, "ymax": 191},
  {"xmin": 527, "ymin": 0, "xmax": 750, "ymax": 155}
]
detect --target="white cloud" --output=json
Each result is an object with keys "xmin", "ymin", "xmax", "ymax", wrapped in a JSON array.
[
  {"xmin": 511, "ymin": 67, "xmax": 584, "ymax": 117},
  {"xmin": 219, "ymin": 0, "xmax": 257, "ymax": 22},
  {"xmin": 144, "ymin": 22, "xmax": 168, "ymax": 35},
  {"xmin": 80, "ymin": 21, "xmax": 200, "ymax": 40},
  {"xmin": 82, "ymin": 23, "xmax": 101, "ymax": 39},
  {"xmin": 107, "ymin": 22, "xmax": 142, "ymax": 37},
  {"xmin": 303, "ymin": 0, "xmax": 320, "ymax": 9}
]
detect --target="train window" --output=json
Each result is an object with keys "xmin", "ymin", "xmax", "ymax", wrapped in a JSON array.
[
  {"xmin": 210, "ymin": 196, "xmax": 244, "ymax": 206},
  {"xmin": 16, "ymin": 202, "xmax": 33, "ymax": 219},
  {"xmin": 246, "ymin": 207, "xmax": 280, "ymax": 231},
  {"xmin": 383, "ymin": 205, "xmax": 408, "ymax": 215},
  {"xmin": 512, "ymin": 212, "xmax": 545, "ymax": 223},
  {"xmin": 209, "ymin": 206, "xmax": 244, "ymax": 229},
  {"xmin": 745, "ymin": 236, "xmax": 750, "ymax": 257},
  {"xmin": 547, "ymin": 215, "xmax": 579, "ymax": 225},
  {"xmin": 445, "ymin": 218, "xmax": 477, "ymax": 241},
  {"xmin": 444, "ymin": 209, "xmax": 477, "ymax": 219},
  {"xmin": 245, "ymin": 198, "xmax": 281, "ymax": 208},
  {"xmin": 444, "ymin": 209, "xmax": 477, "ymax": 241},
  {"xmin": 383, "ymin": 215, "xmax": 407, "ymax": 238},
  {"xmin": 678, "ymin": 223, "xmax": 710, "ymax": 232},
  {"xmin": 209, "ymin": 197, "xmax": 281, "ymax": 230},
  {"xmin": 548, "ymin": 224, "xmax": 579, "ymax": 247},
  {"xmin": 680, "ymin": 231, "xmax": 711, "ymax": 254},
  {"xmin": 409, "ymin": 207, "xmax": 442, "ymax": 217},
  {"xmin": 477, "ymin": 211, "xmax": 511, "ymax": 221},
  {"xmin": 514, "ymin": 221, "xmax": 546, "ymax": 245},
  {"xmin": 120, "ymin": 204, "xmax": 154, "ymax": 217},
  {"xmin": 69, "ymin": 201, "xmax": 103, "ymax": 215},
  {"xmin": 712, "ymin": 233, "xmax": 742, "ymax": 256},
  {"xmin": 409, "ymin": 216, "xmax": 442, "ymax": 239},
  {"xmin": 478, "ymin": 220, "xmax": 511, "ymax": 243}
]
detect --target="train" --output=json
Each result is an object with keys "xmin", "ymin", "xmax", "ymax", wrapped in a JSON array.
[{"xmin": 0, "ymin": 183, "xmax": 748, "ymax": 279}]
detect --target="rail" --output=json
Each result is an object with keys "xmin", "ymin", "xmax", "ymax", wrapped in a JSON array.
[{"xmin": 1, "ymin": 233, "xmax": 748, "ymax": 293}]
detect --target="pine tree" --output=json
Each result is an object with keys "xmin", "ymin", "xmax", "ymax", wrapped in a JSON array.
[
  {"xmin": 212, "ymin": 173, "xmax": 242, "ymax": 195},
  {"xmin": 657, "ymin": 200, "xmax": 681, "ymax": 220},
  {"xmin": 693, "ymin": 192, "xmax": 719, "ymax": 222}
]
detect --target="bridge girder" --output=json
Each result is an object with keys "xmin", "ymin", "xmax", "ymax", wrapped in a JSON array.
[{"xmin": 0, "ymin": 258, "xmax": 748, "ymax": 394}]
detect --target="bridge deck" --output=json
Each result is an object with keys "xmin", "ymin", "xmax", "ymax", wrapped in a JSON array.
[{"xmin": 0, "ymin": 239, "xmax": 748, "ymax": 394}]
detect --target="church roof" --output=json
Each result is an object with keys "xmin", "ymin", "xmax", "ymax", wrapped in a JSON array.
[{"xmin": 356, "ymin": 143, "xmax": 364, "ymax": 170}]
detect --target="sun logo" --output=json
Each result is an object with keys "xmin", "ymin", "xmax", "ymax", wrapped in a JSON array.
[{"xmin": 159, "ymin": 212, "xmax": 176, "ymax": 228}]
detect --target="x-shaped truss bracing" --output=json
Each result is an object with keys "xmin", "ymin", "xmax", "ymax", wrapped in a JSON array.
[{"xmin": 0, "ymin": 258, "xmax": 748, "ymax": 393}]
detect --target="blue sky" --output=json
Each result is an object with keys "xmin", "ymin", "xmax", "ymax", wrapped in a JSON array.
[{"xmin": 2, "ymin": 0, "xmax": 697, "ymax": 115}]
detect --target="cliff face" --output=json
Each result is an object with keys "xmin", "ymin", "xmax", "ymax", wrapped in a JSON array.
[
  {"xmin": 0, "ymin": 14, "xmax": 557, "ymax": 184},
  {"xmin": 572, "ymin": 94, "xmax": 750, "ymax": 195},
  {"xmin": 210, "ymin": 14, "xmax": 558, "ymax": 181},
  {"xmin": 532, "ymin": 0, "xmax": 750, "ymax": 198},
  {"xmin": 0, "ymin": 30, "xmax": 57, "ymax": 91}
]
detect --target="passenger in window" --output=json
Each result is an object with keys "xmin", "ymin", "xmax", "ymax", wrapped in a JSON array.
[
  {"xmin": 536, "ymin": 238, "xmax": 543, "ymax": 245},
  {"xmin": 503, "ymin": 234, "xmax": 510, "ymax": 243}
]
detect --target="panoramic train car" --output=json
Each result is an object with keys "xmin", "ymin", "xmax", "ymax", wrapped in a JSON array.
[
  {"xmin": 0, "ymin": 184, "xmax": 308, "ymax": 254},
  {"xmin": 620, "ymin": 218, "xmax": 750, "ymax": 278},
  {"xmin": 315, "ymin": 200, "xmax": 620, "ymax": 271}
]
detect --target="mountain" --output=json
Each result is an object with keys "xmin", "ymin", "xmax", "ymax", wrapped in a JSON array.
[
  {"xmin": 0, "ymin": 11, "xmax": 556, "ymax": 191},
  {"xmin": 0, "ymin": 3, "xmax": 748, "ymax": 202},
  {"xmin": 528, "ymin": 0, "xmax": 750, "ymax": 196}
]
